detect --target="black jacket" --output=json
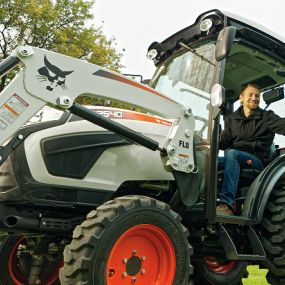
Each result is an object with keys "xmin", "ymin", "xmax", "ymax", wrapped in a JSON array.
[{"xmin": 220, "ymin": 106, "xmax": 285, "ymax": 165}]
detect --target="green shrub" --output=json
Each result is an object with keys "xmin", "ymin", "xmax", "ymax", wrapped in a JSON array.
[{"xmin": 243, "ymin": 266, "xmax": 268, "ymax": 285}]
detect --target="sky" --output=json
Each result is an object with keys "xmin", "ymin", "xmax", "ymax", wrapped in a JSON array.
[{"xmin": 93, "ymin": 0, "xmax": 285, "ymax": 79}]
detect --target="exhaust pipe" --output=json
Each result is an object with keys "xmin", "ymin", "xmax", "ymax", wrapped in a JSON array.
[{"xmin": 4, "ymin": 215, "xmax": 40, "ymax": 230}]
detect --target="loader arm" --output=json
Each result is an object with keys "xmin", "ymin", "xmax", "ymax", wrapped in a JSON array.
[{"xmin": 0, "ymin": 46, "xmax": 197, "ymax": 184}]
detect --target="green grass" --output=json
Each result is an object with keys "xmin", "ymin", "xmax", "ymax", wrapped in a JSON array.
[{"xmin": 243, "ymin": 266, "xmax": 269, "ymax": 285}]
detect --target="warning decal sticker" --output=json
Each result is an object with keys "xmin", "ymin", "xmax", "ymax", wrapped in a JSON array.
[
  {"xmin": 0, "ymin": 94, "xmax": 29, "ymax": 125},
  {"xmin": 6, "ymin": 94, "xmax": 29, "ymax": 114}
]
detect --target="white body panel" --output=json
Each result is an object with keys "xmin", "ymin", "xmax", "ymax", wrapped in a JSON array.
[{"xmin": 24, "ymin": 110, "xmax": 174, "ymax": 191}]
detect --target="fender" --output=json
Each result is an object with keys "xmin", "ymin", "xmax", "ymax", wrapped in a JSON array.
[{"xmin": 242, "ymin": 154, "xmax": 285, "ymax": 223}]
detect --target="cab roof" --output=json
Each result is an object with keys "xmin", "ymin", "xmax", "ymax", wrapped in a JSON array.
[{"xmin": 149, "ymin": 9, "xmax": 285, "ymax": 101}]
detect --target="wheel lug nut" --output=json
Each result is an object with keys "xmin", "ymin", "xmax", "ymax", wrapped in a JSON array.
[
  {"xmin": 108, "ymin": 269, "xmax": 115, "ymax": 277},
  {"xmin": 141, "ymin": 256, "xmax": 146, "ymax": 261},
  {"xmin": 122, "ymin": 272, "xmax": 127, "ymax": 278},
  {"xmin": 132, "ymin": 250, "xmax": 137, "ymax": 255},
  {"xmin": 123, "ymin": 258, "xmax": 128, "ymax": 264},
  {"xmin": 132, "ymin": 277, "xmax": 137, "ymax": 283},
  {"xmin": 141, "ymin": 268, "xmax": 146, "ymax": 274}
]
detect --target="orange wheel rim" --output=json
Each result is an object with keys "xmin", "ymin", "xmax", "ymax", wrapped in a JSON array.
[
  {"xmin": 205, "ymin": 256, "xmax": 236, "ymax": 273},
  {"xmin": 106, "ymin": 224, "xmax": 176, "ymax": 285},
  {"xmin": 8, "ymin": 236, "xmax": 62, "ymax": 285},
  {"xmin": 8, "ymin": 236, "xmax": 27, "ymax": 285}
]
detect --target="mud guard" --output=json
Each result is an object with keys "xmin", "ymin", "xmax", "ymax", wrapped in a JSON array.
[
  {"xmin": 172, "ymin": 170, "xmax": 200, "ymax": 206},
  {"xmin": 242, "ymin": 154, "xmax": 285, "ymax": 223}
]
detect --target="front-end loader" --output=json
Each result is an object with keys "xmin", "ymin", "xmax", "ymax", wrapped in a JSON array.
[{"xmin": 0, "ymin": 9, "xmax": 285, "ymax": 285}]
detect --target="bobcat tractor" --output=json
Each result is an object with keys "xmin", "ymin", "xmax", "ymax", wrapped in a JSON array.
[{"xmin": 0, "ymin": 9, "xmax": 285, "ymax": 285}]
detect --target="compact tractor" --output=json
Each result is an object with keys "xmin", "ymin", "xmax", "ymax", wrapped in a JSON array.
[{"xmin": 0, "ymin": 9, "xmax": 285, "ymax": 285}]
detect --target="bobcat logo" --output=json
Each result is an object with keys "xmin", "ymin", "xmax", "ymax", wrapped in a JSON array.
[{"xmin": 37, "ymin": 56, "xmax": 73, "ymax": 91}]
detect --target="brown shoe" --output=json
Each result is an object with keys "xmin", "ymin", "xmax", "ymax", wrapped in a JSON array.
[{"xmin": 216, "ymin": 203, "xmax": 234, "ymax": 216}]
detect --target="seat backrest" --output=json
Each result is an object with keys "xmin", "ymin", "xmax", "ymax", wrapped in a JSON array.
[
  {"xmin": 240, "ymin": 168, "xmax": 260, "ymax": 176},
  {"xmin": 217, "ymin": 167, "xmax": 261, "ymax": 190}
]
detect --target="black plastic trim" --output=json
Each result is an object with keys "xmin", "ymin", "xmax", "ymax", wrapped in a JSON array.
[
  {"xmin": 27, "ymin": 181, "xmax": 113, "ymax": 207},
  {"xmin": 218, "ymin": 224, "xmax": 266, "ymax": 260},
  {"xmin": 8, "ymin": 139, "xmax": 113, "ymax": 205},
  {"xmin": 0, "ymin": 204, "xmax": 86, "ymax": 233},
  {"xmin": 150, "ymin": 10, "xmax": 225, "ymax": 66},
  {"xmin": 150, "ymin": 9, "xmax": 285, "ymax": 67},
  {"xmin": 172, "ymin": 171, "xmax": 199, "ymax": 207},
  {"xmin": 228, "ymin": 18, "xmax": 285, "ymax": 63},
  {"xmin": 42, "ymin": 132, "xmax": 129, "ymax": 178},
  {"xmin": 0, "ymin": 112, "xmax": 71, "ymax": 167}
]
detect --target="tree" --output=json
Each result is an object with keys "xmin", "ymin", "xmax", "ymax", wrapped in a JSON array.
[{"xmin": 0, "ymin": 0, "xmax": 123, "ymax": 91}]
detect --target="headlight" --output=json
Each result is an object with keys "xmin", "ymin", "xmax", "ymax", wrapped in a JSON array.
[
  {"xmin": 200, "ymin": 18, "xmax": 213, "ymax": 32},
  {"xmin": 146, "ymin": 49, "xmax": 158, "ymax": 60},
  {"xmin": 211, "ymin": 84, "xmax": 224, "ymax": 107}
]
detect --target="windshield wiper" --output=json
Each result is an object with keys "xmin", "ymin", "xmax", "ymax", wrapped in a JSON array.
[
  {"xmin": 180, "ymin": 87, "xmax": 210, "ymax": 101},
  {"xmin": 179, "ymin": 42, "xmax": 216, "ymax": 66}
]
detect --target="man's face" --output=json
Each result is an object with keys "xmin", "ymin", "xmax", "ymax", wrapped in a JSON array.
[{"xmin": 240, "ymin": 86, "xmax": 260, "ymax": 110}]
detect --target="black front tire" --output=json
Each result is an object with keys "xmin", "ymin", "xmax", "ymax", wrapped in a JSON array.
[{"xmin": 60, "ymin": 195, "xmax": 192, "ymax": 285}]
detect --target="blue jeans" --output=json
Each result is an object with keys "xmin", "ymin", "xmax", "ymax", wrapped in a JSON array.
[{"xmin": 218, "ymin": 149, "xmax": 264, "ymax": 208}]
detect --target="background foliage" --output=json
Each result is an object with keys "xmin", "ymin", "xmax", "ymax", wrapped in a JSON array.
[
  {"xmin": 0, "ymin": 0, "xmax": 124, "ymax": 106},
  {"xmin": 243, "ymin": 266, "xmax": 269, "ymax": 285}
]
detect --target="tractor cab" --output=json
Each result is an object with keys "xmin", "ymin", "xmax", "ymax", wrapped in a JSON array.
[
  {"xmin": 147, "ymin": 9, "xmax": 285, "ymax": 223},
  {"xmin": 146, "ymin": 10, "xmax": 285, "ymax": 284}
]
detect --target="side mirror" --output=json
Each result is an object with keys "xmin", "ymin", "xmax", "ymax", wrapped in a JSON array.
[
  {"xmin": 215, "ymin": 26, "xmax": 236, "ymax": 62},
  {"xmin": 263, "ymin": 87, "xmax": 284, "ymax": 105}
]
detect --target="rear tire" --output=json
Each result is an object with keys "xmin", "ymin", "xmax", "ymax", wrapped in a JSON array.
[
  {"xmin": 260, "ymin": 186, "xmax": 285, "ymax": 285},
  {"xmin": 193, "ymin": 257, "xmax": 247, "ymax": 285},
  {"xmin": 60, "ymin": 195, "xmax": 192, "ymax": 285},
  {"xmin": 0, "ymin": 235, "xmax": 61, "ymax": 285}
]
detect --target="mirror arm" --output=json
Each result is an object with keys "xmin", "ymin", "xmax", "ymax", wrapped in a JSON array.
[{"xmin": 264, "ymin": 103, "xmax": 271, "ymax": 110}]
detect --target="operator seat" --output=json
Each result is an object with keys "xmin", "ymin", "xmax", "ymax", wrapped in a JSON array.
[
  {"xmin": 217, "ymin": 145, "xmax": 277, "ymax": 214},
  {"xmin": 240, "ymin": 143, "xmax": 277, "ymax": 185},
  {"xmin": 217, "ymin": 143, "xmax": 277, "ymax": 195}
]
